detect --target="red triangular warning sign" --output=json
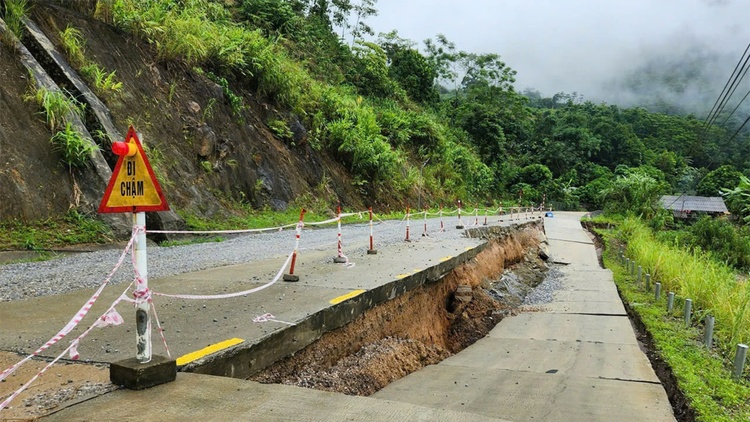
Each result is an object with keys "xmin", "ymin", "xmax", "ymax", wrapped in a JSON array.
[{"xmin": 98, "ymin": 126, "xmax": 169, "ymax": 213}]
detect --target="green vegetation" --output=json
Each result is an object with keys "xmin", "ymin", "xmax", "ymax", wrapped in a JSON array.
[
  {"xmin": 656, "ymin": 217, "xmax": 750, "ymax": 271},
  {"xmin": 198, "ymin": 69, "xmax": 246, "ymax": 121},
  {"xmin": 29, "ymin": 87, "xmax": 84, "ymax": 131},
  {"xmin": 723, "ymin": 175, "xmax": 750, "ymax": 222},
  {"xmin": 25, "ymin": 87, "xmax": 98, "ymax": 169},
  {"xmin": 99, "ymin": 0, "xmax": 750, "ymax": 210},
  {"xmin": 59, "ymin": 25, "xmax": 87, "ymax": 67},
  {"xmin": 80, "ymin": 64, "xmax": 122, "ymax": 95},
  {"xmin": 267, "ymin": 118, "xmax": 293, "ymax": 141},
  {"xmin": 599, "ymin": 226, "xmax": 750, "ymax": 421},
  {"xmin": 59, "ymin": 25, "xmax": 122, "ymax": 97},
  {"xmin": 50, "ymin": 122, "xmax": 97, "ymax": 169},
  {"xmin": 1, "ymin": 0, "xmax": 28, "ymax": 40},
  {"xmin": 614, "ymin": 218, "xmax": 750, "ymax": 356},
  {"xmin": 161, "ymin": 236, "xmax": 226, "ymax": 247},
  {"xmin": 0, "ymin": 210, "xmax": 113, "ymax": 251}
]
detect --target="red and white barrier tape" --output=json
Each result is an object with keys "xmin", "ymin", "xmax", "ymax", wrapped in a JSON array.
[
  {"xmin": 147, "ymin": 211, "xmax": 367, "ymax": 236},
  {"xmin": 149, "ymin": 297, "xmax": 171, "ymax": 359},
  {"xmin": 0, "ymin": 281, "xmax": 133, "ymax": 412},
  {"xmin": 146, "ymin": 223, "xmax": 297, "ymax": 235},
  {"xmin": 153, "ymin": 251, "xmax": 294, "ymax": 300},
  {"xmin": 0, "ymin": 229, "xmax": 138, "ymax": 384},
  {"xmin": 252, "ymin": 313, "xmax": 294, "ymax": 325}
]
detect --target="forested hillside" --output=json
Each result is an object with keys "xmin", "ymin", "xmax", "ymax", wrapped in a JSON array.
[{"xmin": 1, "ymin": 0, "xmax": 749, "ymax": 233}]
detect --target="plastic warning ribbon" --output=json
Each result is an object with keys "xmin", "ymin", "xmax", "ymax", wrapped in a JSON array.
[
  {"xmin": 94, "ymin": 308, "xmax": 125, "ymax": 328},
  {"xmin": 1, "ymin": 281, "xmax": 134, "ymax": 412},
  {"xmin": 0, "ymin": 228, "xmax": 139, "ymax": 384},
  {"xmin": 147, "ymin": 222, "xmax": 298, "ymax": 235},
  {"xmin": 147, "ymin": 210, "xmax": 371, "ymax": 235},
  {"xmin": 149, "ymin": 296, "xmax": 171, "ymax": 359},
  {"xmin": 337, "ymin": 254, "xmax": 356, "ymax": 269},
  {"xmin": 153, "ymin": 250, "xmax": 294, "ymax": 300},
  {"xmin": 132, "ymin": 284, "xmax": 151, "ymax": 303},
  {"xmin": 304, "ymin": 212, "xmax": 359, "ymax": 227},
  {"xmin": 252, "ymin": 313, "xmax": 294, "ymax": 325}
]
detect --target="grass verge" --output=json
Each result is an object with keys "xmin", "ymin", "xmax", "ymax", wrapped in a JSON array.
[
  {"xmin": 0, "ymin": 210, "xmax": 113, "ymax": 252},
  {"xmin": 176, "ymin": 205, "xmax": 410, "ymax": 233},
  {"xmin": 594, "ymin": 224, "xmax": 750, "ymax": 421}
]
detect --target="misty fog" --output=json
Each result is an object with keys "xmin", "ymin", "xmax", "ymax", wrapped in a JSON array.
[{"xmin": 369, "ymin": 0, "xmax": 750, "ymax": 115}]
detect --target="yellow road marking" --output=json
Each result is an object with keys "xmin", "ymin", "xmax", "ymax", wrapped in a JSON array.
[
  {"xmin": 329, "ymin": 289, "xmax": 366, "ymax": 305},
  {"xmin": 176, "ymin": 338, "xmax": 244, "ymax": 366},
  {"xmin": 465, "ymin": 246, "xmax": 473, "ymax": 251},
  {"xmin": 412, "ymin": 268, "xmax": 422, "ymax": 273},
  {"xmin": 440, "ymin": 256, "xmax": 453, "ymax": 262},
  {"xmin": 396, "ymin": 274, "xmax": 410, "ymax": 279}
]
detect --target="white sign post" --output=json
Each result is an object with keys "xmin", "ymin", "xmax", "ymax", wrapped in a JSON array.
[{"xmin": 134, "ymin": 211, "xmax": 151, "ymax": 363}]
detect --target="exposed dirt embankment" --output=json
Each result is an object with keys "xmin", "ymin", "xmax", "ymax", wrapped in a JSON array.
[{"xmin": 251, "ymin": 226, "xmax": 547, "ymax": 396}]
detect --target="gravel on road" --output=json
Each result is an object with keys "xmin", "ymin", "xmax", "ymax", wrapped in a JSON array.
[{"xmin": 0, "ymin": 216, "xmax": 469, "ymax": 302}]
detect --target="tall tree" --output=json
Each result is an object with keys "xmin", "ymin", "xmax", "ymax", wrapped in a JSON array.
[
  {"xmin": 378, "ymin": 31, "xmax": 437, "ymax": 104},
  {"xmin": 350, "ymin": 0, "xmax": 378, "ymax": 43}
]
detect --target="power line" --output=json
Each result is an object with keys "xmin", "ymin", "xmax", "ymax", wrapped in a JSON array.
[
  {"xmin": 720, "ymin": 88, "xmax": 750, "ymax": 127},
  {"xmin": 726, "ymin": 113, "xmax": 750, "ymax": 145},
  {"xmin": 705, "ymin": 60, "xmax": 750, "ymax": 130},
  {"xmin": 702, "ymin": 43, "xmax": 750, "ymax": 128},
  {"xmin": 701, "ymin": 42, "xmax": 750, "ymax": 135}
]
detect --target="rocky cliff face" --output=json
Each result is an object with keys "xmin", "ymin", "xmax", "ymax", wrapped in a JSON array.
[
  {"xmin": 0, "ymin": 32, "xmax": 75, "ymax": 221},
  {"xmin": 0, "ymin": 3, "xmax": 363, "ymax": 232}
]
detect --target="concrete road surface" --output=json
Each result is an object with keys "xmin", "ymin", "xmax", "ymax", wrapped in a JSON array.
[
  {"xmin": 39, "ymin": 212, "xmax": 675, "ymax": 421},
  {"xmin": 374, "ymin": 212, "xmax": 675, "ymax": 421}
]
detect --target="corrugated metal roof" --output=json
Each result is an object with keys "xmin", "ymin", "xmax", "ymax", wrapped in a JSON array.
[{"xmin": 660, "ymin": 195, "xmax": 728, "ymax": 213}]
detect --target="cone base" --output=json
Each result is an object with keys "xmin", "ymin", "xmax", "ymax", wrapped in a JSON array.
[{"xmin": 283, "ymin": 274, "xmax": 300, "ymax": 282}]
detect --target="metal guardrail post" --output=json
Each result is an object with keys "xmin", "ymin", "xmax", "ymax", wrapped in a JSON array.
[
  {"xmin": 667, "ymin": 292, "xmax": 675, "ymax": 314},
  {"xmin": 704, "ymin": 315, "xmax": 714, "ymax": 349},
  {"xmin": 734, "ymin": 344, "xmax": 748, "ymax": 380}
]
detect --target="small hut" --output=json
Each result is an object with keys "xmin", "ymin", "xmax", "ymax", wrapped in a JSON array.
[{"xmin": 659, "ymin": 194, "xmax": 729, "ymax": 219}]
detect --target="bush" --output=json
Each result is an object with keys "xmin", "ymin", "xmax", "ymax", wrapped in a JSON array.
[
  {"xmin": 602, "ymin": 168, "xmax": 669, "ymax": 218},
  {"xmin": 684, "ymin": 217, "xmax": 750, "ymax": 270},
  {"xmin": 696, "ymin": 165, "xmax": 741, "ymax": 197},
  {"xmin": 112, "ymin": 0, "xmax": 314, "ymax": 110},
  {"xmin": 29, "ymin": 88, "xmax": 85, "ymax": 131},
  {"xmin": 2, "ymin": 0, "xmax": 28, "ymax": 39},
  {"xmin": 239, "ymin": 0, "xmax": 298, "ymax": 33},
  {"xmin": 51, "ymin": 122, "xmax": 98, "ymax": 169},
  {"xmin": 519, "ymin": 163, "xmax": 552, "ymax": 186},
  {"xmin": 578, "ymin": 177, "xmax": 611, "ymax": 210},
  {"xmin": 347, "ymin": 41, "xmax": 401, "ymax": 99}
]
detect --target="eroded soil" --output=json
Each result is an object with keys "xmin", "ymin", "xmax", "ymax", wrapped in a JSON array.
[{"xmin": 251, "ymin": 232, "xmax": 546, "ymax": 396}]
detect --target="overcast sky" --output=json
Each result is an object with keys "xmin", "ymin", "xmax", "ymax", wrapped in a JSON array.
[{"xmin": 367, "ymin": 0, "xmax": 750, "ymax": 107}]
